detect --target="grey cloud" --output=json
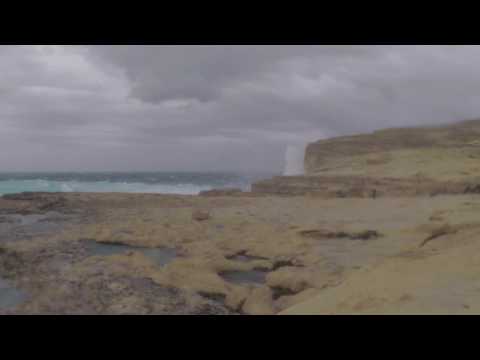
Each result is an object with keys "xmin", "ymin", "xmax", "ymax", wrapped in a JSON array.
[
  {"xmin": 3, "ymin": 45, "xmax": 480, "ymax": 172},
  {"xmin": 87, "ymin": 45, "xmax": 377, "ymax": 103}
]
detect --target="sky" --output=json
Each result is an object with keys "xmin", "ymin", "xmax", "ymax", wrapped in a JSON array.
[{"xmin": 2, "ymin": 45, "xmax": 480, "ymax": 172}]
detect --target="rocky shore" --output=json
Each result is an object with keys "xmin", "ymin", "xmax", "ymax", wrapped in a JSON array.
[
  {"xmin": 3, "ymin": 119, "xmax": 480, "ymax": 314},
  {"xmin": 252, "ymin": 119, "xmax": 480, "ymax": 198},
  {"xmin": 2, "ymin": 190, "xmax": 480, "ymax": 314}
]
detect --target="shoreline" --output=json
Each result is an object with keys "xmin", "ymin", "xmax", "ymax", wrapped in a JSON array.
[{"xmin": 2, "ymin": 190, "xmax": 479, "ymax": 314}]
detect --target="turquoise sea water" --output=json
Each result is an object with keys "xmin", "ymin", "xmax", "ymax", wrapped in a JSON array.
[{"xmin": 0, "ymin": 172, "xmax": 274, "ymax": 195}]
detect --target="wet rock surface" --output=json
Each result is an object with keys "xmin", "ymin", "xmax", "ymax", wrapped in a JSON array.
[
  {"xmin": 220, "ymin": 269, "xmax": 268, "ymax": 286},
  {"xmin": 0, "ymin": 193, "xmax": 237, "ymax": 314},
  {"xmin": 81, "ymin": 239, "xmax": 178, "ymax": 267},
  {"xmin": 0, "ymin": 238, "xmax": 235, "ymax": 315},
  {"xmin": 0, "ymin": 277, "xmax": 26, "ymax": 310},
  {"xmin": 2, "ymin": 191, "xmax": 479, "ymax": 315},
  {"xmin": 0, "ymin": 212, "xmax": 81, "ymax": 244}
]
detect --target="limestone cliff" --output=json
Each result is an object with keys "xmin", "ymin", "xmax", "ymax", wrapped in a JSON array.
[
  {"xmin": 304, "ymin": 119, "xmax": 480, "ymax": 178},
  {"xmin": 252, "ymin": 119, "xmax": 480, "ymax": 197}
]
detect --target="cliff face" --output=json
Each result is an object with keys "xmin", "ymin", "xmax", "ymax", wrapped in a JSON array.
[
  {"xmin": 253, "ymin": 119, "xmax": 480, "ymax": 197},
  {"xmin": 250, "ymin": 175, "xmax": 471, "ymax": 198},
  {"xmin": 304, "ymin": 119, "xmax": 480, "ymax": 178}
]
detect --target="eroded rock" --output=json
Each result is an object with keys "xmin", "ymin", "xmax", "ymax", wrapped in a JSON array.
[
  {"xmin": 299, "ymin": 229, "xmax": 382, "ymax": 241},
  {"xmin": 192, "ymin": 210, "xmax": 210, "ymax": 222},
  {"xmin": 242, "ymin": 287, "xmax": 275, "ymax": 315},
  {"xmin": 266, "ymin": 267, "xmax": 311, "ymax": 296},
  {"xmin": 419, "ymin": 224, "xmax": 458, "ymax": 248}
]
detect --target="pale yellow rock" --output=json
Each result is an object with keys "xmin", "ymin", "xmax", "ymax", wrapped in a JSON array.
[
  {"xmin": 225, "ymin": 286, "xmax": 250, "ymax": 312},
  {"xmin": 242, "ymin": 287, "xmax": 275, "ymax": 315},
  {"xmin": 304, "ymin": 119, "xmax": 480, "ymax": 180},
  {"xmin": 266, "ymin": 267, "xmax": 313, "ymax": 293},
  {"xmin": 275, "ymin": 288, "xmax": 320, "ymax": 311},
  {"xmin": 282, "ymin": 225, "xmax": 480, "ymax": 315}
]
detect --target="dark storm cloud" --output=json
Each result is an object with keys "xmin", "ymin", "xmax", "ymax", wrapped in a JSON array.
[
  {"xmin": 3, "ymin": 45, "xmax": 480, "ymax": 172},
  {"xmin": 87, "ymin": 45, "xmax": 375, "ymax": 103}
]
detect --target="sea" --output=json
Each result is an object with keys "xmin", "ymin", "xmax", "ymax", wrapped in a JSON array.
[{"xmin": 0, "ymin": 172, "xmax": 276, "ymax": 196}]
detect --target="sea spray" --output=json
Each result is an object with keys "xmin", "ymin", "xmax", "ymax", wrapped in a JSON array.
[{"xmin": 283, "ymin": 145, "xmax": 305, "ymax": 176}]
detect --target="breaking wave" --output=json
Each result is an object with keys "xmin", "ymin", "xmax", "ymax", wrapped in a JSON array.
[{"xmin": 0, "ymin": 172, "xmax": 274, "ymax": 196}]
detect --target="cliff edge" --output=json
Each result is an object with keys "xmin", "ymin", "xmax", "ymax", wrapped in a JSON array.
[{"xmin": 252, "ymin": 119, "xmax": 480, "ymax": 197}]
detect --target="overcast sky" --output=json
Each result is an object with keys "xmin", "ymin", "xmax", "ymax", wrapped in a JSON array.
[{"xmin": 2, "ymin": 45, "xmax": 480, "ymax": 172}]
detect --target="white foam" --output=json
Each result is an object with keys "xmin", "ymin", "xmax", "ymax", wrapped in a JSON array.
[{"xmin": 0, "ymin": 180, "xmax": 212, "ymax": 195}]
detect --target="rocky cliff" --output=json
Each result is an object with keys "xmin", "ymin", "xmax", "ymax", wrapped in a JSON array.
[
  {"xmin": 304, "ymin": 119, "xmax": 480, "ymax": 178},
  {"xmin": 252, "ymin": 119, "xmax": 480, "ymax": 197}
]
